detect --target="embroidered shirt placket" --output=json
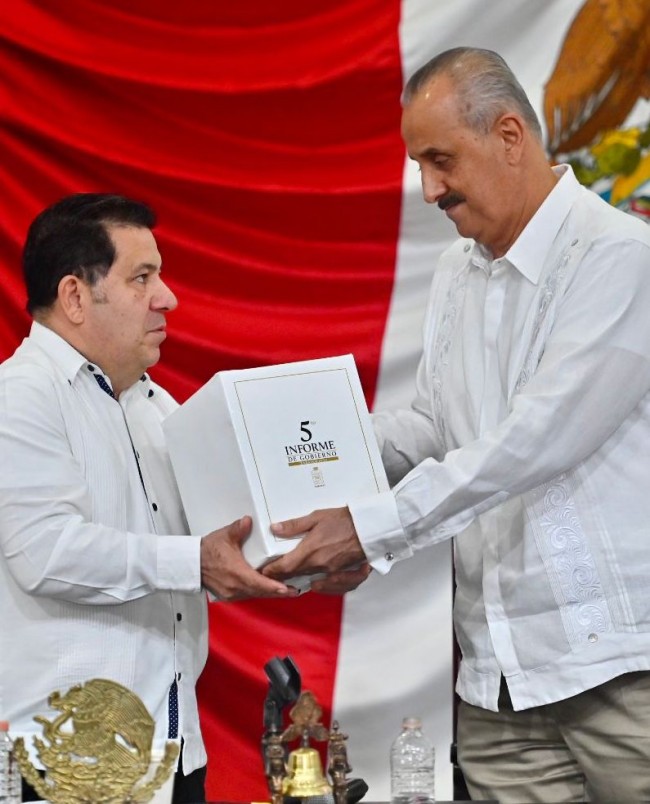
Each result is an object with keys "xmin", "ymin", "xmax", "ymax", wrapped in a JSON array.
[{"xmin": 477, "ymin": 261, "xmax": 521, "ymax": 674}]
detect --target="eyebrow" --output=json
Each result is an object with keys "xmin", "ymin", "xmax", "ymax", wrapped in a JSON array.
[
  {"xmin": 408, "ymin": 147, "xmax": 449, "ymax": 161},
  {"xmin": 422, "ymin": 147, "xmax": 450, "ymax": 157},
  {"xmin": 134, "ymin": 263, "xmax": 162, "ymax": 273}
]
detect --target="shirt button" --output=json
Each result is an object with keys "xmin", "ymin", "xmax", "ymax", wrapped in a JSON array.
[
  {"xmin": 463, "ymin": 244, "xmax": 470, "ymax": 253},
  {"xmin": 176, "ymin": 612, "xmax": 182, "ymax": 622},
  {"xmin": 148, "ymin": 389, "xmax": 154, "ymax": 398},
  {"xmin": 152, "ymin": 502, "xmax": 158, "ymax": 512},
  {"xmin": 87, "ymin": 364, "xmax": 95, "ymax": 372},
  {"xmin": 588, "ymin": 633, "xmax": 598, "ymax": 643},
  {"xmin": 571, "ymin": 238, "xmax": 579, "ymax": 246},
  {"xmin": 177, "ymin": 672, "xmax": 182, "ymax": 681},
  {"xmin": 385, "ymin": 552, "xmax": 394, "ymax": 561}
]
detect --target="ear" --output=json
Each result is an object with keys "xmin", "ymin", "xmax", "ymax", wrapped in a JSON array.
[
  {"xmin": 494, "ymin": 113, "xmax": 526, "ymax": 164},
  {"xmin": 57, "ymin": 275, "xmax": 86, "ymax": 325}
]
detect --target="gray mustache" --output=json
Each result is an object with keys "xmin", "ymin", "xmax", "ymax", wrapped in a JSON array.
[{"xmin": 438, "ymin": 193, "xmax": 465, "ymax": 211}]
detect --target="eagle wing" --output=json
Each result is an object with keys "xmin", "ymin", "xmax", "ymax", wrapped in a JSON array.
[{"xmin": 544, "ymin": 0, "xmax": 650, "ymax": 155}]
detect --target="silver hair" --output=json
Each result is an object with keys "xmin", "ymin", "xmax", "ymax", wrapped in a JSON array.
[{"xmin": 403, "ymin": 47, "xmax": 542, "ymax": 141}]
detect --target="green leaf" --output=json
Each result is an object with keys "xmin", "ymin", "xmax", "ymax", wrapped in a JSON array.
[
  {"xmin": 595, "ymin": 143, "xmax": 641, "ymax": 176},
  {"xmin": 638, "ymin": 124, "xmax": 650, "ymax": 149},
  {"xmin": 570, "ymin": 159, "xmax": 602, "ymax": 186}
]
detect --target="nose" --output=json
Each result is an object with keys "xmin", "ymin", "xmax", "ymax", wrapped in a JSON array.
[
  {"xmin": 420, "ymin": 167, "xmax": 447, "ymax": 205},
  {"xmin": 153, "ymin": 276, "xmax": 178, "ymax": 312}
]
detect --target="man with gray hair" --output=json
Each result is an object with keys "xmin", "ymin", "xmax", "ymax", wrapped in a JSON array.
[{"xmin": 265, "ymin": 48, "xmax": 650, "ymax": 802}]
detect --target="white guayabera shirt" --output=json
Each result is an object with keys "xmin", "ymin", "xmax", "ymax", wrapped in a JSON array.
[
  {"xmin": 350, "ymin": 166, "xmax": 650, "ymax": 711},
  {"xmin": 0, "ymin": 322, "xmax": 207, "ymax": 772}
]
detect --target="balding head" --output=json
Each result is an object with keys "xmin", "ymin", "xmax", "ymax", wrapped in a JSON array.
[{"xmin": 403, "ymin": 47, "xmax": 542, "ymax": 142}]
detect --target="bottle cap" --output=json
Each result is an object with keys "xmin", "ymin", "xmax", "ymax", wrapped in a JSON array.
[
  {"xmin": 402, "ymin": 717, "xmax": 421, "ymax": 729},
  {"xmin": 0, "ymin": 721, "xmax": 8, "ymax": 731}
]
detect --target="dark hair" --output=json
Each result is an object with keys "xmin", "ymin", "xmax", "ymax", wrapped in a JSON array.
[
  {"xmin": 23, "ymin": 193, "xmax": 156, "ymax": 315},
  {"xmin": 403, "ymin": 47, "xmax": 542, "ymax": 141}
]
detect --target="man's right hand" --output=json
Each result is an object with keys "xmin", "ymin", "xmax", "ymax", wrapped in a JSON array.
[{"xmin": 200, "ymin": 516, "xmax": 299, "ymax": 602}]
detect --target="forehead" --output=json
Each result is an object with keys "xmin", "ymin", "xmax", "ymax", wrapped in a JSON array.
[
  {"xmin": 401, "ymin": 76, "xmax": 472, "ymax": 152},
  {"xmin": 106, "ymin": 224, "xmax": 161, "ymax": 270}
]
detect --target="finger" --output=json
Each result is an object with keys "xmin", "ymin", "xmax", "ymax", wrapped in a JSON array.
[
  {"xmin": 251, "ymin": 572, "xmax": 298, "ymax": 597},
  {"xmin": 226, "ymin": 552, "xmax": 292, "ymax": 595},
  {"xmin": 310, "ymin": 564, "xmax": 372, "ymax": 595},
  {"xmin": 215, "ymin": 563, "xmax": 298, "ymax": 601},
  {"xmin": 270, "ymin": 513, "xmax": 315, "ymax": 538},
  {"xmin": 260, "ymin": 557, "xmax": 294, "ymax": 580},
  {"xmin": 249, "ymin": 575, "xmax": 300, "ymax": 598},
  {"xmin": 261, "ymin": 541, "xmax": 313, "ymax": 579},
  {"xmin": 214, "ymin": 583, "xmax": 299, "ymax": 602}
]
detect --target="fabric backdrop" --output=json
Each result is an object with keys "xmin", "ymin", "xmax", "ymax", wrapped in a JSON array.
[{"xmin": 1, "ymin": 1, "xmax": 647, "ymax": 800}]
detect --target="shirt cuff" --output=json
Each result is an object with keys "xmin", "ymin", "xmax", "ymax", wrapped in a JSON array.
[
  {"xmin": 348, "ymin": 491, "xmax": 413, "ymax": 574},
  {"xmin": 157, "ymin": 535, "xmax": 202, "ymax": 591}
]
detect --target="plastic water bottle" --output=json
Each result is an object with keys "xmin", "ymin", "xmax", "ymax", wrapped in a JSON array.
[
  {"xmin": 390, "ymin": 717, "xmax": 435, "ymax": 804},
  {"xmin": 0, "ymin": 721, "xmax": 21, "ymax": 803}
]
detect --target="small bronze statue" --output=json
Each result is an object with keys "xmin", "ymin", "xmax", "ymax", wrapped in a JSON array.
[
  {"xmin": 328, "ymin": 721, "xmax": 352, "ymax": 804},
  {"xmin": 263, "ymin": 690, "xmax": 353, "ymax": 803},
  {"xmin": 264, "ymin": 727, "xmax": 287, "ymax": 804}
]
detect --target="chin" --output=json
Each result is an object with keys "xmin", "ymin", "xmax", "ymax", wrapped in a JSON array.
[
  {"xmin": 144, "ymin": 349, "xmax": 161, "ymax": 370},
  {"xmin": 452, "ymin": 216, "xmax": 483, "ymax": 243},
  {"xmin": 452, "ymin": 221, "xmax": 474, "ymax": 240}
]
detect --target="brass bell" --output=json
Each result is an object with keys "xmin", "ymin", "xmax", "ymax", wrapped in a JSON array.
[{"xmin": 284, "ymin": 746, "xmax": 333, "ymax": 799}]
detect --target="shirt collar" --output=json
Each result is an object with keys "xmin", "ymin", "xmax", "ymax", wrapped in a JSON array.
[
  {"xmin": 469, "ymin": 164, "xmax": 582, "ymax": 284},
  {"xmin": 29, "ymin": 321, "xmax": 152, "ymax": 398},
  {"xmin": 29, "ymin": 321, "xmax": 90, "ymax": 383}
]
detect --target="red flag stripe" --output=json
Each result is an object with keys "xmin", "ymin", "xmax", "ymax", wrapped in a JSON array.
[{"xmin": 0, "ymin": 2, "xmax": 405, "ymax": 799}]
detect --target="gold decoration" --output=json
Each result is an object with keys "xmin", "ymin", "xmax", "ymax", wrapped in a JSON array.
[
  {"xmin": 281, "ymin": 691, "xmax": 330, "ymax": 744},
  {"xmin": 13, "ymin": 678, "xmax": 179, "ymax": 804},
  {"xmin": 284, "ymin": 746, "xmax": 331, "ymax": 799},
  {"xmin": 264, "ymin": 690, "xmax": 352, "ymax": 804}
]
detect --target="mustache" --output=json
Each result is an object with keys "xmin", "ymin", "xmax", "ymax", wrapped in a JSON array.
[{"xmin": 438, "ymin": 192, "xmax": 465, "ymax": 211}]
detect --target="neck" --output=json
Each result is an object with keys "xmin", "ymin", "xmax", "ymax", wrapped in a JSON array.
[
  {"xmin": 34, "ymin": 315, "xmax": 133, "ymax": 397},
  {"xmin": 486, "ymin": 163, "xmax": 559, "ymax": 258}
]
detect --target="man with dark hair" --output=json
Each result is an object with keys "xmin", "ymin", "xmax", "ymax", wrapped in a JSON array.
[
  {"xmin": 0, "ymin": 193, "xmax": 296, "ymax": 804},
  {"xmin": 264, "ymin": 48, "xmax": 650, "ymax": 802},
  {"xmin": 23, "ymin": 193, "xmax": 157, "ymax": 313}
]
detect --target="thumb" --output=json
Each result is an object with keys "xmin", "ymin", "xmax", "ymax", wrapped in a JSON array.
[{"xmin": 227, "ymin": 515, "xmax": 253, "ymax": 545}]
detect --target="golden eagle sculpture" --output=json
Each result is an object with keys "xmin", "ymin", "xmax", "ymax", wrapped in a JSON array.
[{"xmin": 544, "ymin": 0, "xmax": 650, "ymax": 156}]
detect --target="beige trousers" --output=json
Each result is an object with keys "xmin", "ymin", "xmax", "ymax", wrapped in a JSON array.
[{"xmin": 457, "ymin": 671, "xmax": 650, "ymax": 803}]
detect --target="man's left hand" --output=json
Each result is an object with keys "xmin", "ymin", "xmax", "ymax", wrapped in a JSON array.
[{"xmin": 262, "ymin": 506, "xmax": 367, "ymax": 591}]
